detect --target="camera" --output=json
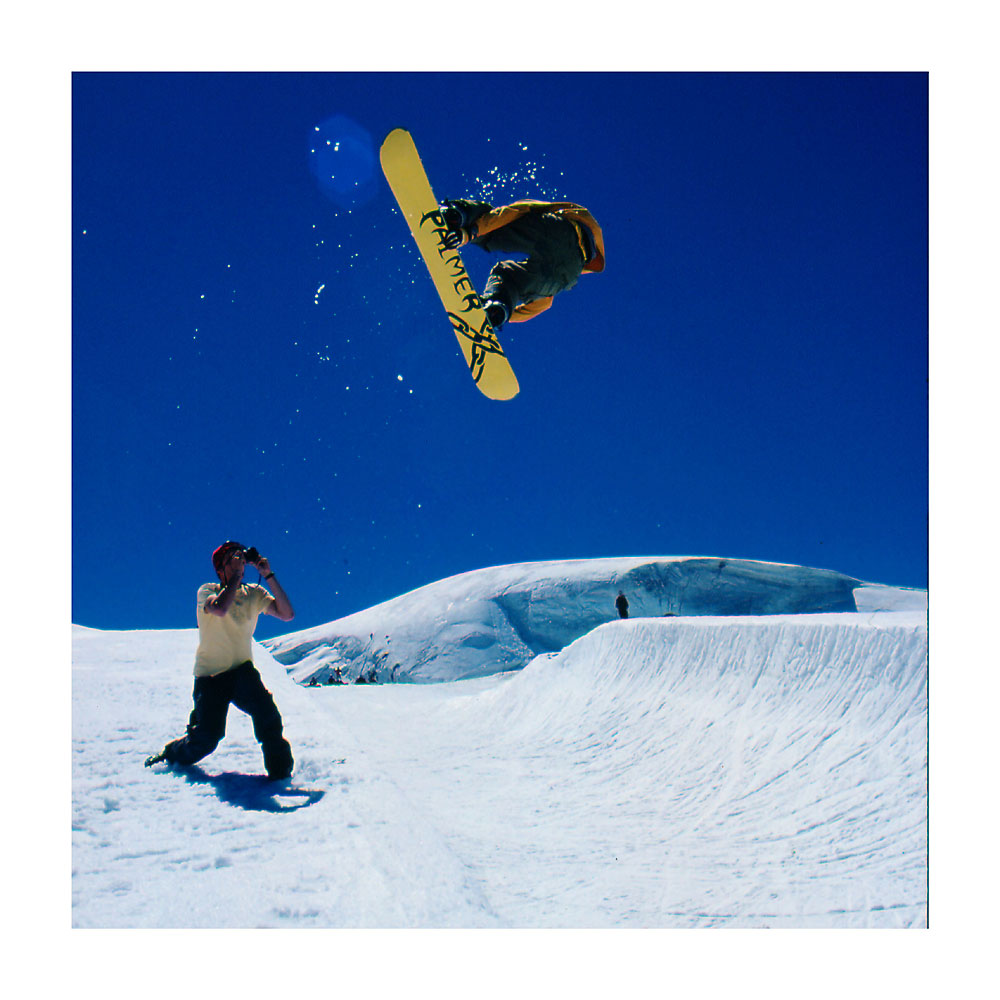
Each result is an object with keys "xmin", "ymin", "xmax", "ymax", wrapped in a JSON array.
[{"xmin": 243, "ymin": 546, "xmax": 260, "ymax": 564}]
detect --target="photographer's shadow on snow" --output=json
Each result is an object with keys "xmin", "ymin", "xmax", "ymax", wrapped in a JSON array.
[{"xmin": 171, "ymin": 765, "xmax": 325, "ymax": 813}]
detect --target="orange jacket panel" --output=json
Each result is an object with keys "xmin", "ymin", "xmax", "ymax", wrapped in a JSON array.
[{"xmin": 466, "ymin": 200, "xmax": 605, "ymax": 274}]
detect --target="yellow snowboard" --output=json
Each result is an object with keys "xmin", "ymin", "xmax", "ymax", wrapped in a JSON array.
[{"xmin": 379, "ymin": 128, "xmax": 519, "ymax": 401}]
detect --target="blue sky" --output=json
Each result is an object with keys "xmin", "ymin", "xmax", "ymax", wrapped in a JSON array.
[{"xmin": 72, "ymin": 71, "xmax": 927, "ymax": 636}]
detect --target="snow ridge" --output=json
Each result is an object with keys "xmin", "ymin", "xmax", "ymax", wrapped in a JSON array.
[{"xmin": 264, "ymin": 556, "xmax": 865, "ymax": 683}]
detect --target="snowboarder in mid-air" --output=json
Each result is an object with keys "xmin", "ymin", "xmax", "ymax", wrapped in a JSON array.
[
  {"xmin": 144, "ymin": 541, "xmax": 296, "ymax": 780},
  {"xmin": 438, "ymin": 197, "xmax": 605, "ymax": 331}
]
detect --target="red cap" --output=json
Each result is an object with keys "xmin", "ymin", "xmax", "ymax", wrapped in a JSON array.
[{"xmin": 212, "ymin": 541, "xmax": 243, "ymax": 572}]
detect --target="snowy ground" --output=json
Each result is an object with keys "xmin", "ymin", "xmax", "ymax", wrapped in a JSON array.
[{"xmin": 72, "ymin": 560, "xmax": 927, "ymax": 930}]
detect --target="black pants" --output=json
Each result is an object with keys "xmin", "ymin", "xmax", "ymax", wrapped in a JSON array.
[
  {"xmin": 477, "ymin": 213, "xmax": 585, "ymax": 315},
  {"xmin": 163, "ymin": 661, "xmax": 293, "ymax": 777}
]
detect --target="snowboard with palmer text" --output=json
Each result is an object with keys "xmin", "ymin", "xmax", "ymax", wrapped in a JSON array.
[{"xmin": 379, "ymin": 128, "xmax": 519, "ymax": 401}]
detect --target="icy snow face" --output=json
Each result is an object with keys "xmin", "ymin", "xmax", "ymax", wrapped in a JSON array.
[
  {"xmin": 262, "ymin": 557, "xmax": 867, "ymax": 684},
  {"xmin": 496, "ymin": 558, "xmax": 861, "ymax": 648}
]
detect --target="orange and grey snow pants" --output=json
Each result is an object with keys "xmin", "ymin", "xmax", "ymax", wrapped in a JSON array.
[{"xmin": 477, "ymin": 211, "xmax": 588, "ymax": 319}]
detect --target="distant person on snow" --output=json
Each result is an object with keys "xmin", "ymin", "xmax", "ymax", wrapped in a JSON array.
[
  {"xmin": 616, "ymin": 591, "xmax": 629, "ymax": 619},
  {"xmin": 438, "ymin": 197, "xmax": 605, "ymax": 331},
  {"xmin": 145, "ymin": 541, "xmax": 296, "ymax": 780}
]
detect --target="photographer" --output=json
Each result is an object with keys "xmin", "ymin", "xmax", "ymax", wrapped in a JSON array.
[{"xmin": 145, "ymin": 541, "xmax": 295, "ymax": 780}]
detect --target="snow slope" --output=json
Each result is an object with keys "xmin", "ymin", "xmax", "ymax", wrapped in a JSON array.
[
  {"xmin": 263, "ymin": 556, "xmax": 871, "ymax": 683},
  {"xmin": 72, "ymin": 558, "xmax": 926, "ymax": 928}
]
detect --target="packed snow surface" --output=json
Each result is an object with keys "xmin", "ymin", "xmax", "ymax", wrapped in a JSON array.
[{"xmin": 72, "ymin": 557, "xmax": 927, "ymax": 928}]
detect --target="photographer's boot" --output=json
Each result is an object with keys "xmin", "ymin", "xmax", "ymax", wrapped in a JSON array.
[{"xmin": 264, "ymin": 738, "xmax": 294, "ymax": 781}]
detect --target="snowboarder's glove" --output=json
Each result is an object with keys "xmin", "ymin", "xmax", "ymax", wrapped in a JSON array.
[
  {"xmin": 439, "ymin": 201, "xmax": 468, "ymax": 248},
  {"xmin": 440, "ymin": 203, "xmax": 460, "ymax": 226}
]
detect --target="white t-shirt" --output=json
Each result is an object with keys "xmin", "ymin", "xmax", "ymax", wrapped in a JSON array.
[{"xmin": 194, "ymin": 582, "xmax": 272, "ymax": 677}]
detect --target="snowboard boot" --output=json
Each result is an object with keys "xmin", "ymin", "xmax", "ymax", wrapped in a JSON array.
[
  {"xmin": 482, "ymin": 299, "xmax": 510, "ymax": 332},
  {"xmin": 144, "ymin": 750, "xmax": 167, "ymax": 767}
]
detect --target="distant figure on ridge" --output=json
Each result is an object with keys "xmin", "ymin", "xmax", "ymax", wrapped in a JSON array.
[
  {"xmin": 438, "ymin": 197, "xmax": 605, "ymax": 330},
  {"xmin": 144, "ymin": 541, "xmax": 296, "ymax": 780},
  {"xmin": 616, "ymin": 591, "xmax": 629, "ymax": 619}
]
